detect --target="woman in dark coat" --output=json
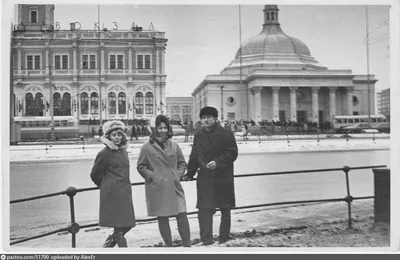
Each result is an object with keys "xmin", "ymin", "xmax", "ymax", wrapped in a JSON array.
[
  {"xmin": 137, "ymin": 115, "xmax": 191, "ymax": 247},
  {"xmin": 183, "ymin": 106, "xmax": 238, "ymax": 245},
  {"xmin": 90, "ymin": 120, "xmax": 136, "ymax": 248}
]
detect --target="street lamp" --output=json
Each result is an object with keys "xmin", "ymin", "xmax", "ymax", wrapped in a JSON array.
[
  {"xmin": 218, "ymin": 85, "xmax": 226, "ymax": 121},
  {"xmin": 47, "ymin": 36, "xmax": 56, "ymax": 141}
]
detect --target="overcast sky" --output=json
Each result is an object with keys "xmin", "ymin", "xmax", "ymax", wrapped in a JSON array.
[{"xmin": 8, "ymin": 1, "xmax": 392, "ymax": 97}]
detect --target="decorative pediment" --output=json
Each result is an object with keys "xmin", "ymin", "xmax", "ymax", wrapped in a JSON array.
[
  {"xmin": 24, "ymin": 84, "xmax": 44, "ymax": 95},
  {"xmin": 108, "ymin": 83, "xmax": 127, "ymax": 93},
  {"xmin": 81, "ymin": 84, "xmax": 99, "ymax": 93},
  {"xmin": 135, "ymin": 84, "xmax": 153, "ymax": 93}
]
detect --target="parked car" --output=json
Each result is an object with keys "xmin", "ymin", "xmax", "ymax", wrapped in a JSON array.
[
  {"xmin": 376, "ymin": 123, "xmax": 390, "ymax": 133},
  {"xmin": 171, "ymin": 124, "xmax": 186, "ymax": 136},
  {"xmin": 339, "ymin": 123, "xmax": 374, "ymax": 134}
]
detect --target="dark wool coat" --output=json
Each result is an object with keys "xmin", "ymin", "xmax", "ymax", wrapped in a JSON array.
[
  {"xmin": 186, "ymin": 123, "xmax": 238, "ymax": 209},
  {"xmin": 90, "ymin": 137, "xmax": 136, "ymax": 228},
  {"xmin": 137, "ymin": 139, "xmax": 187, "ymax": 217}
]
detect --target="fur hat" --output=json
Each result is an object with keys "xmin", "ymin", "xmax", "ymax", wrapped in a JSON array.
[
  {"xmin": 199, "ymin": 106, "xmax": 218, "ymax": 119},
  {"xmin": 102, "ymin": 120, "xmax": 125, "ymax": 136}
]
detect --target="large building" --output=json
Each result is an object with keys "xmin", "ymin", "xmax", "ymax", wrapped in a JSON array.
[
  {"xmin": 192, "ymin": 5, "xmax": 376, "ymax": 125},
  {"xmin": 165, "ymin": 97, "xmax": 193, "ymax": 123},
  {"xmin": 377, "ymin": 88, "xmax": 390, "ymax": 121},
  {"xmin": 12, "ymin": 4, "xmax": 167, "ymax": 127}
]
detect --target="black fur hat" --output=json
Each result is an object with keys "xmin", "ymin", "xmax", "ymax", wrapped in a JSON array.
[{"xmin": 199, "ymin": 106, "xmax": 218, "ymax": 119}]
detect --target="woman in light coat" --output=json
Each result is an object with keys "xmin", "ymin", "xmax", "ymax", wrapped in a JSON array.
[
  {"xmin": 137, "ymin": 115, "xmax": 191, "ymax": 247},
  {"xmin": 90, "ymin": 120, "xmax": 136, "ymax": 248}
]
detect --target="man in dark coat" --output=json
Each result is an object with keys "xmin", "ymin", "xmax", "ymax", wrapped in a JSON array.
[
  {"xmin": 130, "ymin": 124, "xmax": 138, "ymax": 141},
  {"xmin": 182, "ymin": 106, "xmax": 238, "ymax": 245}
]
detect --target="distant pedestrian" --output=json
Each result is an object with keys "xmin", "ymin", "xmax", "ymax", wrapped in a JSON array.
[
  {"xmin": 242, "ymin": 124, "xmax": 249, "ymax": 140},
  {"xmin": 182, "ymin": 106, "xmax": 238, "ymax": 245},
  {"xmin": 130, "ymin": 124, "xmax": 138, "ymax": 141},
  {"xmin": 90, "ymin": 120, "xmax": 136, "ymax": 248},
  {"xmin": 137, "ymin": 115, "xmax": 191, "ymax": 247},
  {"xmin": 98, "ymin": 125, "xmax": 103, "ymax": 137}
]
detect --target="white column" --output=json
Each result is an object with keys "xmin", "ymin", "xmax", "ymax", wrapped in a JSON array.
[
  {"xmin": 272, "ymin": 87, "xmax": 280, "ymax": 121},
  {"xmin": 17, "ymin": 43, "xmax": 22, "ymax": 74},
  {"xmin": 247, "ymin": 91, "xmax": 253, "ymax": 120},
  {"xmin": 253, "ymin": 87, "xmax": 262, "ymax": 122},
  {"xmin": 100, "ymin": 44, "xmax": 105, "ymax": 75},
  {"xmin": 347, "ymin": 87, "xmax": 354, "ymax": 115},
  {"xmin": 289, "ymin": 87, "xmax": 297, "ymax": 121},
  {"xmin": 116, "ymin": 93, "xmax": 119, "ymax": 115},
  {"xmin": 311, "ymin": 87, "xmax": 319, "ymax": 123},
  {"xmin": 73, "ymin": 43, "xmax": 77, "ymax": 75},
  {"xmin": 155, "ymin": 83, "xmax": 161, "ymax": 115},
  {"xmin": 128, "ymin": 42, "xmax": 132, "ymax": 74},
  {"xmin": 329, "ymin": 87, "xmax": 337, "ymax": 120},
  {"xmin": 45, "ymin": 43, "xmax": 50, "ymax": 75}
]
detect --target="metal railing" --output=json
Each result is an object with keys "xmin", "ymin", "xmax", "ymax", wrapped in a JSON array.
[{"xmin": 10, "ymin": 164, "xmax": 386, "ymax": 247}]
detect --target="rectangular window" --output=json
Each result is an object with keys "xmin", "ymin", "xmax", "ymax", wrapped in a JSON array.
[
  {"xmin": 82, "ymin": 54, "xmax": 96, "ymax": 69},
  {"xmin": 62, "ymin": 55, "xmax": 68, "ymax": 69},
  {"xmin": 30, "ymin": 10, "xmax": 37, "ymax": 23},
  {"xmin": 110, "ymin": 55, "xmax": 116, "ymax": 69},
  {"xmin": 227, "ymin": 112, "xmax": 235, "ymax": 120},
  {"xmin": 145, "ymin": 55, "xmax": 151, "ymax": 69},
  {"xmin": 27, "ymin": 56, "xmax": 33, "ymax": 70},
  {"xmin": 54, "ymin": 55, "xmax": 68, "ymax": 69},
  {"xmin": 117, "ymin": 55, "xmax": 123, "ymax": 69},
  {"xmin": 110, "ymin": 54, "xmax": 123, "ymax": 69},
  {"xmin": 137, "ymin": 55, "xmax": 144, "ymax": 69},
  {"xmin": 89, "ymin": 55, "xmax": 96, "ymax": 69},
  {"xmin": 34, "ymin": 55, "xmax": 40, "ymax": 69},
  {"xmin": 27, "ymin": 55, "xmax": 40, "ymax": 69},
  {"xmin": 82, "ymin": 55, "xmax": 88, "ymax": 69}
]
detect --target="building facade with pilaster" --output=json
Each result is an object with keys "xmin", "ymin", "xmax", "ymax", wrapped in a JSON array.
[
  {"xmin": 377, "ymin": 88, "xmax": 390, "ymax": 121},
  {"xmin": 12, "ymin": 4, "xmax": 167, "ymax": 126},
  {"xmin": 192, "ymin": 5, "xmax": 376, "ymax": 125}
]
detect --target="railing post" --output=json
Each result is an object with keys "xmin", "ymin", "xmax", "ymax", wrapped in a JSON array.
[
  {"xmin": 372, "ymin": 133, "xmax": 375, "ymax": 142},
  {"xmin": 65, "ymin": 186, "xmax": 80, "ymax": 248},
  {"xmin": 80, "ymin": 135, "xmax": 85, "ymax": 152},
  {"xmin": 286, "ymin": 134, "xmax": 290, "ymax": 144},
  {"xmin": 317, "ymin": 133, "xmax": 320, "ymax": 144},
  {"xmin": 45, "ymin": 140, "xmax": 48, "ymax": 154},
  {"xmin": 342, "ymin": 165, "xmax": 353, "ymax": 229}
]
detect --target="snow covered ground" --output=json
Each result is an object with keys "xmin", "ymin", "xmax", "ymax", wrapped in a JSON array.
[{"xmin": 8, "ymin": 133, "xmax": 390, "ymax": 163}]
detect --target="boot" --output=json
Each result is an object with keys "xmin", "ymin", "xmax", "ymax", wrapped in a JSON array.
[
  {"xmin": 117, "ymin": 237, "xmax": 128, "ymax": 248},
  {"xmin": 102, "ymin": 235, "xmax": 117, "ymax": 248}
]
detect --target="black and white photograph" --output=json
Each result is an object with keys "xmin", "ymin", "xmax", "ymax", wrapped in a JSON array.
[{"xmin": 2, "ymin": 0, "xmax": 399, "ymax": 254}]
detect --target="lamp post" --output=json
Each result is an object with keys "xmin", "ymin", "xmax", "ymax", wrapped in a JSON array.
[
  {"xmin": 47, "ymin": 36, "xmax": 55, "ymax": 141},
  {"xmin": 218, "ymin": 85, "xmax": 226, "ymax": 121}
]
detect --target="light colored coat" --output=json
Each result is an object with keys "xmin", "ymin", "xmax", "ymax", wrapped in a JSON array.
[
  {"xmin": 137, "ymin": 139, "xmax": 187, "ymax": 217},
  {"xmin": 90, "ymin": 137, "xmax": 136, "ymax": 228}
]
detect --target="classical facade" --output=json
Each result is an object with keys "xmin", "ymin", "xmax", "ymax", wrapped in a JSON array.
[
  {"xmin": 12, "ymin": 4, "xmax": 167, "ymax": 124},
  {"xmin": 192, "ymin": 5, "xmax": 376, "ymax": 125},
  {"xmin": 377, "ymin": 88, "xmax": 390, "ymax": 120},
  {"xmin": 165, "ymin": 97, "xmax": 193, "ymax": 123}
]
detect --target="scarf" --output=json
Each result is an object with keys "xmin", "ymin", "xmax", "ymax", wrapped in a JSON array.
[
  {"xmin": 100, "ymin": 136, "xmax": 127, "ymax": 150},
  {"xmin": 154, "ymin": 135, "xmax": 168, "ymax": 150}
]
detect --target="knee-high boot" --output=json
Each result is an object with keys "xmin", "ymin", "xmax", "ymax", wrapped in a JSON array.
[
  {"xmin": 158, "ymin": 217, "xmax": 173, "ymax": 247},
  {"xmin": 114, "ymin": 229, "xmax": 128, "ymax": 248},
  {"xmin": 176, "ymin": 213, "xmax": 191, "ymax": 247}
]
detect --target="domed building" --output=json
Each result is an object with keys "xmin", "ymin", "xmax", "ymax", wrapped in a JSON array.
[{"xmin": 192, "ymin": 5, "xmax": 376, "ymax": 125}]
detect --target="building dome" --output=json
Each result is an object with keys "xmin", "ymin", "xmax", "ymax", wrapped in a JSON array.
[{"xmin": 235, "ymin": 5, "xmax": 311, "ymax": 59}]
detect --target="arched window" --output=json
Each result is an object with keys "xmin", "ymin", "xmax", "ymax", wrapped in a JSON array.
[
  {"xmin": 25, "ymin": 93, "xmax": 34, "ymax": 116},
  {"xmin": 25, "ymin": 92, "xmax": 44, "ymax": 116},
  {"xmin": 145, "ymin": 92, "xmax": 154, "ymax": 114},
  {"xmin": 90, "ymin": 93, "xmax": 99, "ymax": 114},
  {"xmin": 81, "ymin": 92, "xmax": 89, "ymax": 114},
  {"xmin": 135, "ymin": 92, "xmax": 144, "ymax": 114},
  {"xmin": 108, "ymin": 92, "xmax": 116, "ymax": 114},
  {"xmin": 53, "ymin": 93, "xmax": 62, "ymax": 116},
  {"xmin": 118, "ymin": 92, "xmax": 126, "ymax": 114},
  {"xmin": 61, "ymin": 93, "xmax": 71, "ymax": 116}
]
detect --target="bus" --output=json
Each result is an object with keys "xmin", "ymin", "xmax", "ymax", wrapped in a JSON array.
[
  {"xmin": 13, "ymin": 116, "xmax": 79, "ymax": 140},
  {"xmin": 332, "ymin": 115, "xmax": 387, "ymax": 132}
]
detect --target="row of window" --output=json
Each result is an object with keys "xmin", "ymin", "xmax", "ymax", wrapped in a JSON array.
[
  {"xmin": 24, "ymin": 54, "xmax": 152, "ymax": 70},
  {"xmin": 21, "ymin": 91, "xmax": 156, "ymax": 116}
]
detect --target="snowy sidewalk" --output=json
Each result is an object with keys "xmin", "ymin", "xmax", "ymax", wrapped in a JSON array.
[{"xmin": 8, "ymin": 134, "xmax": 390, "ymax": 163}]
